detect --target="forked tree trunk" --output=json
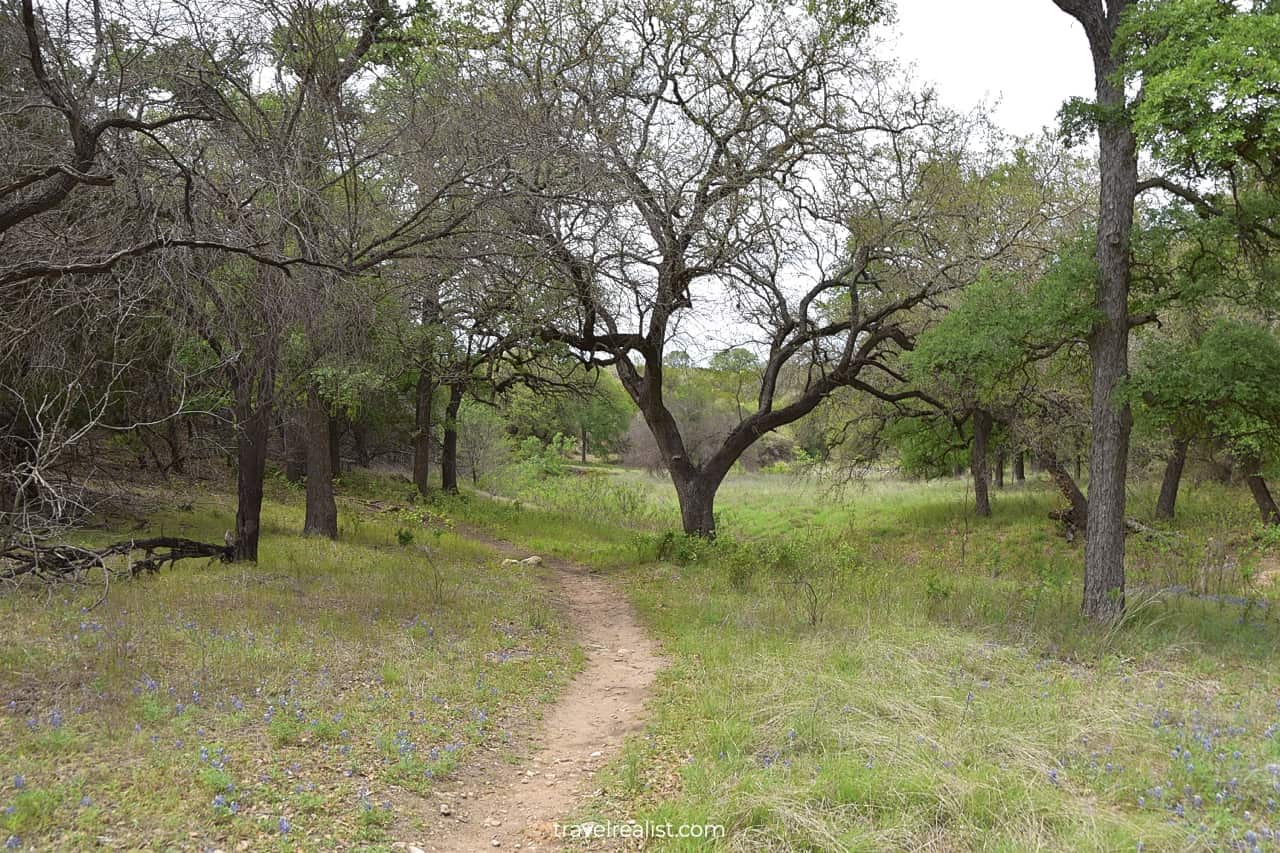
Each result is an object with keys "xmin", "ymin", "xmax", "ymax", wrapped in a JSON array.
[
  {"xmin": 673, "ymin": 472, "xmax": 720, "ymax": 537},
  {"xmin": 1154, "ymin": 437, "xmax": 1189, "ymax": 520},
  {"xmin": 971, "ymin": 409, "xmax": 992, "ymax": 517},
  {"xmin": 440, "ymin": 384, "xmax": 463, "ymax": 494},
  {"xmin": 412, "ymin": 369, "xmax": 434, "ymax": 497},
  {"xmin": 303, "ymin": 386, "xmax": 338, "ymax": 538},
  {"xmin": 1013, "ymin": 450, "xmax": 1025, "ymax": 483},
  {"xmin": 1244, "ymin": 460, "xmax": 1280, "ymax": 526}
]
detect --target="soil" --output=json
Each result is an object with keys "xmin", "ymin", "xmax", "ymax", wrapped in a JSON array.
[{"xmin": 410, "ymin": 533, "xmax": 665, "ymax": 852}]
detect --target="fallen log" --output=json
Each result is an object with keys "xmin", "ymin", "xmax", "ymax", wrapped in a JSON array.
[{"xmin": 0, "ymin": 537, "xmax": 231, "ymax": 583}]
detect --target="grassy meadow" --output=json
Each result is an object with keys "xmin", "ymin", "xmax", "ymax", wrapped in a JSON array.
[
  {"xmin": 452, "ymin": 465, "xmax": 1280, "ymax": 851},
  {"xmin": 4, "ymin": 461, "xmax": 1280, "ymax": 851},
  {"xmin": 0, "ymin": 475, "xmax": 579, "ymax": 850}
]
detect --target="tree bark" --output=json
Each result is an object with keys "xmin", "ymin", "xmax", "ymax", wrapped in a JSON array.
[
  {"xmin": 164, "ymin": 417, "xmax": 186, "ymax": 475},
  {"xmin": 972, "ymin": 409, "xmax": 992, "ymax": 517},
  {"xmin": 1055, "ymin": 0, "xmax": 1138, "ymax": 620},
  {"xmin": 328, "ymin": 415, "xmax": 342, "ymax": 477},
  {"xmin": 233, "ymin": 416, "xmax": 269, "ymax": 562},
  {"xmin": 673, "ymin": 473, "xmax": 718, "ymax": 537},
  {"xmin": 283, "ymin": 411, "xmax": 306, "ymax": 484},
  {"xmin": 995, "ymin": 449, "xmax": 1006, "ymax": 490},
  {"xmin": 302, "ymin": 385, "xmax": 338, "ymax": 538},
  {"xmin": 440, "ymin": 384, "xmax": 463, "ymax": 494},
  {"xmin": 351, "ymin": 420, "xmax": 371, "ymax": 468},
  {"xmin": 580, "ymin": 425, "xmax": 588, "ymax": 463},
  {"xmin": 231, "ymin": 370, "xmax": 273, "ymax": 562},
  {"xmin": 1013, "ymin": 450, "xmax": 1026, "ymax": 483},
  {"xmin": 1154, "ymin": 436, "xmax": 1189, "ymax": 520},
  {"xmin": 1244, "ymin": 460, "xmax": 1280, "ymax": 525},
  {"xmin": 412, "ymin": 369, "xmax": 434, "ymax": 497},
  {"xmin": 1041, "ymin": 451, "xmax": 1088, "ymax": 532}
]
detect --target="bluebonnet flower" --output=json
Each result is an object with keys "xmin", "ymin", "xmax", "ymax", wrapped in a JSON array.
[
  {"xmin": 4, "ymin": 835, "xmax": 18, "ymax": 849},
  {"xmin": 79, "ymin": 796, "xmax": 91, "ymax": 807},
  {"xmin": 212, "ymin": 794, "xmax": 227, "ymax": 809},
  {"xmin": 278, "ymin": 817, "xmax": 290, "ymax": 834},
  {"xmin": 12, "ymin": 775, "xmax": 23, "ymax": 790}
]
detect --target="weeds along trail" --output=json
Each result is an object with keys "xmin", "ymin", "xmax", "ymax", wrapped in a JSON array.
[{"xmin": 419, "ymin": 532, "xmax": 665, "ymax": 851}]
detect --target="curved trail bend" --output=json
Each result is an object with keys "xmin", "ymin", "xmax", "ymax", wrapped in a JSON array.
[{"xmin": 422, "ymin": 536, "xmax": 665, "ymax": 851}]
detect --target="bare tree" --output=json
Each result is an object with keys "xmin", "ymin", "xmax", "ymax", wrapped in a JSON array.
[{"xmin": 500, "ymin": 0, "xmax": 1049, "ymax": 535}]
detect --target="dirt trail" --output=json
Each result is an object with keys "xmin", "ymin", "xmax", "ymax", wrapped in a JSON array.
[{"xmin": 418, "ymin": 534, "xmax": 665, "ymax": 852}]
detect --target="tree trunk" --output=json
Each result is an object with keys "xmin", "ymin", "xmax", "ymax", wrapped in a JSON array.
[
  {"xmin": 440, "ymin": 384, "xmax": 463, "ymax": 494},
  {"xmin": 580, "ymin": 425, "xmax": 588, "ymax": 463},
  {"xmin": 328, "ymin": 415, "xmax": 342, "ymax": 477},
  {"xmin": 303, "ymin": 386, "xmax": 338, "ymax": 538},
  {"xmin": 412, "ymin": 369, "xmax": 434, "ymax": 497},
  {"xmin": 1013, "ymin": 450, "xmax": 1025, "ymax": 483},
  {"xmin": 351, "ymin": 420, "xmax": 371, "ymax": 468},
  {"xmin": 1154, "ymin": 437, "xmax": 1189, "ymax": 520},
  {"xmin": 1244, "ymin": 460, "xmax": 1280, "ymax": 525},
  {"xmin": 971, "ymin": 409, "xmax": 992, "ymax": 517},
  {"xmin": 231, "ymin": 369, "xmax": 273, "ymax": 563},
  {"xmin": 165, "ymin": 417, "xmax": 186, "ymax": 475},
  {"xmin": 1058, "ymin": 0, "xmax": 1139, "ymax": 621},
  {"xmin": 995, "ymin": 450, "xmax": 1006, "ymax": 490},
  {"xmin": 673, "ymin": 472, "xmax": 719, "ymax": 537},
  {"xmin": 283, "ymin": 411, "xmax": 306, "ymax": 484},
  {"xmin": 1041, "ymin": 451, "xmax": 1088, "ymax": 532}
]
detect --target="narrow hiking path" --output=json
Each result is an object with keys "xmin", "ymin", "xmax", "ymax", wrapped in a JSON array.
[{"xmin": 419, "ymin": 532, "xmax": 665, "ymax": 851}]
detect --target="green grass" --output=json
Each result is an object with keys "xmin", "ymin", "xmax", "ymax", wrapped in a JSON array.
[
  {"xmin": 450, "ymin": 466, "xmax": 1280, "ymax": 851},
  {"xmin": 0, "ymin": 478, "xmax": 578, "ymax": 850}
]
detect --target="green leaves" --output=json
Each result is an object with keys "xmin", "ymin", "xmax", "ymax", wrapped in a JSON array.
[
  {"xmin": 905, "ymin": 240, "xmax": 1097, "ymax": 411},
  {"xmin": 1120, "ymin": 0, "xmax": 1280, "ymax": 178},
  {"xmin": 1129, "ymin": 320, "xmax": 1280, "ymax": 461}
]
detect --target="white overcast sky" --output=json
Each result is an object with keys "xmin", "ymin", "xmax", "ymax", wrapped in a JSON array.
[{"xmin": 891, "ymin": 0, "xmax": 1096, "ymax": 137}]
